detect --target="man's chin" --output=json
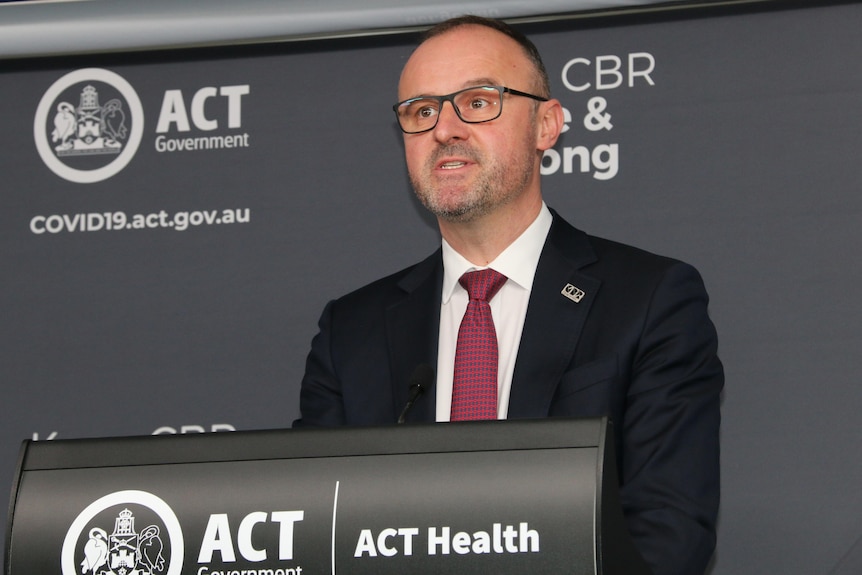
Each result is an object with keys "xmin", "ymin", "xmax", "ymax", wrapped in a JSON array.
[
  {"xmin": 412, "ymin": 181, "xmax": 489, "ymax": 222},
  {"xmin": 427, "ymin": 198, "xmax": 490, "ymax": 223}
]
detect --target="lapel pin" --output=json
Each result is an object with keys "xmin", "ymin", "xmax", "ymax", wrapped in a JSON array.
[{"xmin": 561, "ymin": 283, "xmax": 586, "ymax": 303}]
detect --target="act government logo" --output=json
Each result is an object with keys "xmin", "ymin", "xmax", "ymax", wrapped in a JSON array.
[
  {"xmin": 35, "ymin": 68, "xmax": 144, "ymax": 184},
  {"xmin": 62, "ymin": 490, "xmax": 184, "ymax": 575}
]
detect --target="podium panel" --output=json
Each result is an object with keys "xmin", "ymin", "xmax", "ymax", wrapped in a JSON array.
[{"xmin": 5, "ymin": 418, "xmax": 649, "ymax": 574}]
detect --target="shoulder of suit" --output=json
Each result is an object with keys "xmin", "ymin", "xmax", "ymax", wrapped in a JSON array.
[
  {"xmin": 549, "ymin": 208, "xmax": 690, "ymax": 274},
  {"xmin": 332, "ymin": 248, "xmax": 442, "ymax": 306}
]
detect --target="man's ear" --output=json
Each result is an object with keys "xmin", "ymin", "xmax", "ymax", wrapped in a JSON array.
[{"xmin": 536, "ymin": 99, "xmax": 565, "ymax": 151}]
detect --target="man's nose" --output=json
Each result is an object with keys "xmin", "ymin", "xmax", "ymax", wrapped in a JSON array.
[{"xmin": 432, "ymin": 100, "xmax": 469, "ymax": 143}]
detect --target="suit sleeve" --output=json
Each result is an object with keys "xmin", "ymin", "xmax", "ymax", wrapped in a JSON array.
[
  {"xmin": 292, "ymin": 300, "xmax": 346, "ymax": 427},
  {"xmin": 619, "ymin": 261, "xmax": 724, "ymax": 575}
]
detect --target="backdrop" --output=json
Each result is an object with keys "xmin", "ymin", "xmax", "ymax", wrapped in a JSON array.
[{"xmin": 2, "ymin": 2, "xmax": 861, "ymax": 574}]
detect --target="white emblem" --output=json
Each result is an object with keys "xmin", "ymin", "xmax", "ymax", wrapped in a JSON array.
[
  {"xmin": 561, "ymin": 283, "xmax": 586, "ymax": 303},
  {"xmin": 62, "ymin": 490, "xmax": 183, "ymax": 575},
  {"xmin": 34, "ymin": 68, "xmax": 144, "ymax": 183}
]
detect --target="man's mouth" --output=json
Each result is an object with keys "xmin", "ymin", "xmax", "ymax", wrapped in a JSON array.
[{"xmin": 439, "ymin": 160, "xmax": 468, "ymax": 170}]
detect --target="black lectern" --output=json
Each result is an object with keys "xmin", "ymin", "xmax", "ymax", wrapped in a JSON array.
[{"xmin": 5, "ymin": 417, "xmax": 650, "ymax": 575}]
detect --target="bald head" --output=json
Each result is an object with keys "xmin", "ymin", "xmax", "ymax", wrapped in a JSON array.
[{"xmin": 413, "ymin": 16, "xmax": 550, "ymax": 98}]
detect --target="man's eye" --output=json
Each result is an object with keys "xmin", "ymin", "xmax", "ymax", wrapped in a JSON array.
[
  {"xmin": 468, "ymin": 98, "xmax": 490, "ymax": 110},
  {"xmin": 417, "ymin": 106, "xmax": 438, "ymax": 118}
]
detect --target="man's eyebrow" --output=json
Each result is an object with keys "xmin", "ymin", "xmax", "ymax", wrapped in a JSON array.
[
  {"xmin": 462, "ymin": 77, "xmax": 498, "ymax": 88},
  {"xmin": 404, "ymin": 78, "xmax": 501, "ymax": 100}
]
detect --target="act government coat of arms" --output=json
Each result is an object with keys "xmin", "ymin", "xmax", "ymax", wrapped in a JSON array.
[
  {"xmin": 34, "ymin": 68, "xmax": 144, "ymax": 184},
  {"xmin": 62, "ymin": 491, "xmax": 184, "ymax": 575}
]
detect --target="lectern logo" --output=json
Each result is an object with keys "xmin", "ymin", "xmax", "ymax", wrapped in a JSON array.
[
  {"xmin": 34, "ymin": 68, "xmax": 144, "ymax": 183},
  {"xmin": 62, "ymin": 490, "xmax": 184, "ymax": 575}
]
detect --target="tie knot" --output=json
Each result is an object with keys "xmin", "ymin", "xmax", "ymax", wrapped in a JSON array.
[{"xmin": 459, "ymin": 269, "xmax": 507, "ymax": 302}]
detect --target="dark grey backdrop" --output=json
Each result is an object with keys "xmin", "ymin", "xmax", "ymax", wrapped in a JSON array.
[{"xmin": 2, "ymin": 2, "xmax": 861, "ymax": 573}]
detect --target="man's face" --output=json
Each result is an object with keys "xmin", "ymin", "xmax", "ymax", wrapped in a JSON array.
[{"xmin": 398, "ymin": 26, "xmax": 544, "ymax": 223}]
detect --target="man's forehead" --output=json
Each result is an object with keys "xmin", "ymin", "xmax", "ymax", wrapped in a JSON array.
[
  {"xmin": 399, "ymin": 26, "xmax": 532, "ymax": 97},
  {"xmin": 408, "ymin": 24, "xmax": 523, "ymax": 63}
]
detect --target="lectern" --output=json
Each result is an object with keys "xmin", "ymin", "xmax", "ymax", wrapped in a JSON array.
[{"xmin": 5, "ymin": 417, "xmax": 650, "ymax": 574}]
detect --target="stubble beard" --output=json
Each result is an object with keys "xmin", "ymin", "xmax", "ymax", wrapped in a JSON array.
[{"xmin": 409, "ymin": 141, "xmax": 535, "ymax": 224}]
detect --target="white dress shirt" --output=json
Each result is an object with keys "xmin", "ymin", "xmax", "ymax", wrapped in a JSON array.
[{"xmin": 435, "ymin": 203, "xmax": 553, "ymax": 421}]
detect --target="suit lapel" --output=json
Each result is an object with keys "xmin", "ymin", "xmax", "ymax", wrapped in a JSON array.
[
  {"xmin": 385, "ymin": 250, "xmax": 443, "ymax": 423},
  {"xmin": 508, "ymin": 213, "xmax": 600, "ymax": 418}
]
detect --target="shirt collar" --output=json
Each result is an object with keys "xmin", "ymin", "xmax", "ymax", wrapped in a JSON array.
[{"xmin": 441, "ymin": 203, "xmax": 553, "ymax": 303}]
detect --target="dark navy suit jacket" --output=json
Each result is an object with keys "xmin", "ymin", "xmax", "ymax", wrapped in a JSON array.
[{"xmin": 295, "ymin": 210, "xmax": 723, "ymax": 575}]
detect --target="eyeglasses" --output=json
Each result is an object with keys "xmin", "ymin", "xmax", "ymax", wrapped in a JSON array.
[{"xmin": 392, "ymin": 85, "xmax": 549, "ymax": 134}]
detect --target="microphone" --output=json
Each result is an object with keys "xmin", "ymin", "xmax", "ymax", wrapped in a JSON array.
[{"xmin": 397, "ymin": 363, "xmax": 434, "ymax": 424}]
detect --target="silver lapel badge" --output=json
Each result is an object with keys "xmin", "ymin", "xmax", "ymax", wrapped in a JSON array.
[{"xmin": 561, "ymin": 283, "xmax": 586, "ymax": 303}]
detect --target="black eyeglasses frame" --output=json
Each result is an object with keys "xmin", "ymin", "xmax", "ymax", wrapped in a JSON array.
[{"xmin": 392, "ymin": 85, "xmax": 549, "ymax": 134}]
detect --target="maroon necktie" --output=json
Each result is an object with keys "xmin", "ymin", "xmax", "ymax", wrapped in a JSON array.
[{"xmin": 450, "ymin": 269, "xmax": 508, "ymax": 421}]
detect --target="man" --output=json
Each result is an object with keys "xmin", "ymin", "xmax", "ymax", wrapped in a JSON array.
[{"xmin": 295, "ymin": 15, "xmax": 723, "ymax": 575}]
